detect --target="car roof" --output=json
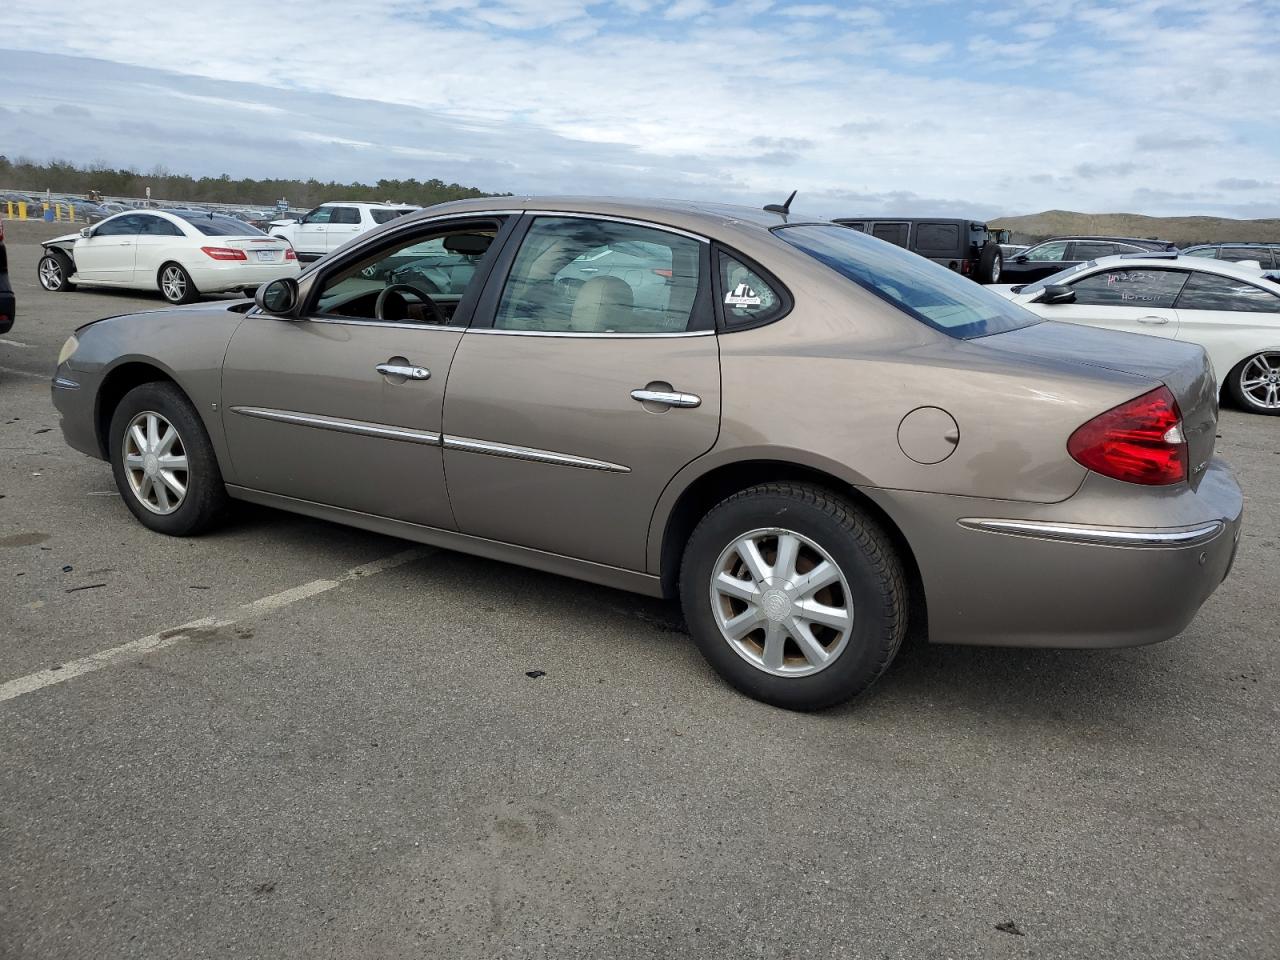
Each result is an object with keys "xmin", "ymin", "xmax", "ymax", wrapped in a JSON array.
[
  {"xmin": 1183, "ymin": 241, "xmax": 1280, "ymax": 249},
  {"xmin": 317, "ymin": 200, "xmax": 420, "ymax": 209},
  {"xmin": 1039, "ymin": 235, "xmax": 1172, "ymax": 247},
  {"xmin": 398, "ymin": 195, "xmax": 815, "ymax": 237}
]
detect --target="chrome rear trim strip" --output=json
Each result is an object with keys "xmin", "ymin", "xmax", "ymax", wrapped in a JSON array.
[
  {"xmin": 444, "ymin": 436, "xmax": 630, "ymax": 473},
  {"xmin": 52, "ymin": 376, "xmax": 80, "ymax": 390},
  {"xmin": 958, "ymin": 518, "xmax": 1225, "ymax": 548},
  {"xmin": 229, "ymin": 406, "xmax": 441, "ymax": 445}
]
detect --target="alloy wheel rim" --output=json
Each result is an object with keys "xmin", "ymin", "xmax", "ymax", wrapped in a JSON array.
[
  {"xmin": 122, "ymin": 411, "xmax": 189, "ymax": 515},
  {"xmin": 709, "ymin": 527, "xmax": 854, "ymax": 678},
  {"xmin": 990, "ymin": 258, "xmax": 1001, "ymax": 282},
  {"xmin": 40, "ymin": 258, "xmax": 62, "ymax": 289},
  {"xmin": 162, "ymin": 267, "xmax": 186, "ymax": 301},
  {"xmin": 1239, "ymin": 353, "xmax": 1280, "ymax": 409}
]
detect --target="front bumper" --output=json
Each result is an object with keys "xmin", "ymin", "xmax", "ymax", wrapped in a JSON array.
[
  {"xmin": 862, "ymin": 458, "xmax": 1244, "ymax": 648},
  {"xmin": 51, "ymin": 362, "xmax": 103, "ymax": 460}
]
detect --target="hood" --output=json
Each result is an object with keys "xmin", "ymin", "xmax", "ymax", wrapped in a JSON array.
[{"xmin": 43, "ymin": 231, "xmax": 81, "ymax": 247}]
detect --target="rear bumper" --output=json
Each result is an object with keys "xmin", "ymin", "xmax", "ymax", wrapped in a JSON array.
[
  {"xmin": 862, "ymin": 458, "xmax": 1244, "ymax": 648},
  {"xmin": 186, "ymin": 261, "xmax": 300, "ymax": 293}
]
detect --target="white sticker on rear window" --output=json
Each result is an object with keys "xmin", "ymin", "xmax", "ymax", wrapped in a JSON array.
[{"xmin": 725, "ymin": 282, "xmax": 763, "ymax": 306}]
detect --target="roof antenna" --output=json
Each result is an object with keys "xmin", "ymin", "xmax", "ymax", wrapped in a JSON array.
[{"xmin": 763, "ymin": 190, "xmax": 797, "ymax": 216}]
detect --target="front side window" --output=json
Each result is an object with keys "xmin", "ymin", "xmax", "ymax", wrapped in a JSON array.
[
  {"xmin": 329, "ymin": 207, "xmax": 361, "ymax": 225},
  {"xmin": 776, "ymin": 223, "xmax": 1040, "ymax": 339},
  {"xmin": 1066, "ymin": 268, "xmax": 1187, "ymax": 308},
  {"xmin": 1023, "ymin": 240, "xmax": 1069, "ymax": 262},
  {"xmin": 1175, "ymin": 272, "xmax": 1280, "ymax": 313},
  {"xmin": 93, "ymin": 214, "xmax": 144, "ymax": 237},
  {"xmin": 495, "ymin": 217, "xmax": 703, "ymax": 334},
  {"xmin": 719, "ymin": 252, "xmax": 784, "ymax": 326},
  {"xmin": 310, "ymin": 224, "xmax": 499, "ymax": 325},
  {"xmin": 302, "ymin": 207, "xmax": 333, "ymax": 225}
]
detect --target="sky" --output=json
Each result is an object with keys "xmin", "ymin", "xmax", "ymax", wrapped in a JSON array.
[{"xmin": 1, "ymin": 0, "xmax": 1278, "ymax": 219}]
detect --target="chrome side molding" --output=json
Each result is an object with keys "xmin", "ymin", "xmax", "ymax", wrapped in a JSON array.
[
  {"xmin": 444, "ymin": 436, "xmax": 630, "ymax": 473},
  {"xmin": 229, "ymin": 406, "xmax": 441, "ymax": 445},
  {"xmin": 958, "ymin": 517, "xmax": 1226, "ymax": 548}
]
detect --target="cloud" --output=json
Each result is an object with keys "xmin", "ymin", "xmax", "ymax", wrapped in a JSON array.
[
  {"xmin": 1073, "ymin": 162, "xmax": 1138, "ymax": 180},
  {"xmin": 1216, "ymin": 178, "xmax": 1276, "ymax": 191},
  {"xmin": 1133, "ymin": 133, "xmax": 1220, "ymax": 152}
]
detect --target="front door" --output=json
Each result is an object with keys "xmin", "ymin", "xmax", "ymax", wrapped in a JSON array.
[
  {"xmin": 1005, "ymin": 239, "xmax": 1071, "ymax": 283},
  {"xmin": 442, "ymin": 214, "xmax": 721, "ymax": 571},
  {"xmin": 220, "ymin": 215, "xmax": 513, "ymax": 528},
  {"xmin": 74, "ymin": 213, "xmax": 144, "ymax": 282},
  {"xmin": 294, "ymin": 207, "xmax": 332, "ymax": 257},
  {"xmin": 1047, "ymin": 266, "xmax": 1187, "ymax": 341}
]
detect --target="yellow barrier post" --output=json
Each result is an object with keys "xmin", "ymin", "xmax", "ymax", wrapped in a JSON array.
[
  {"xmin": 69, "ymin": 203, "xmax": 76, "ymax": 221},
  {"xmin": 17, "ymin": 201, "xmax": 26, "ymax": 220}
]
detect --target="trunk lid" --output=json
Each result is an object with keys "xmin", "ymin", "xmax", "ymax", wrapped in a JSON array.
[
  {"xmin": 983, "ymin": 321, "xmax": 1218, "ymax": 490},
  {"xmin": 218, "ymin": 236, "xmax": 291, "ymax": 264}
]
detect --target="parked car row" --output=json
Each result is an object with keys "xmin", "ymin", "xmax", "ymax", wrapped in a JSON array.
[{"xmin": 50, "ymin": 196, "xmax": 1243, "ymax": 710}]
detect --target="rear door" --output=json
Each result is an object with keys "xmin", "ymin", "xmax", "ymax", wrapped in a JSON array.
[
  {"xmin": 1047, "ymin": 266, "xmax": 1187, "ymax": 339},
  {"xmin": 326, "ymin": 206, "xmax": 363, "ymax": 251},
  {"xmin": 1005, "ymin": 239, "xmax": 1071, "ymax": 282},
  {"xmin": 73, "ymin": 214, "xmax": 144, "ymax": 282},
  {"xmin": 441, "ymin": 214, "xmax": 721, "ymax": 571}
]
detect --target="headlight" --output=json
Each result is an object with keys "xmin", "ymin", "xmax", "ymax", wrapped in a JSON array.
[{"xmin": 57, "ymin": 334, "xmax": 79, "ymax": 366}]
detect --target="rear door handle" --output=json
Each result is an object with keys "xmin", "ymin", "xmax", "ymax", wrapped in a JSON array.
[
  {"xmin": 376, "ymin": 362, "xmax": 431, "ymax": 380},
  {"xmin": 631, "ymin": 388, "xmax": 701, "ymax": 408},
  {"xmin": 1137, "ymin": 315, "xmax": 1170, "ymax": 325}
]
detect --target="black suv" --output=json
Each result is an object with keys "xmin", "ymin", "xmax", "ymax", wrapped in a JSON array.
[
  {"xmin": 1001, "ymin": 235, "xmax": 1175, "ymax": 284},
  {"xmin": 1181, "ymin": 242, "xmax": 1280, "ymax": 269},
  {"xmin": 833, "ymin": 218, "xmax": 1004, "ymax": 283},
  {"xmin": 0, "ymin": 215, "xmax": 13, "ymax": 335}
]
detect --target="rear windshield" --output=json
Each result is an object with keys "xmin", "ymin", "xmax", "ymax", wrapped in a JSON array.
[
  {"xmin": 371, "ymin": 209, "xmax": 414, "ymax": 224},
  {"xmin": 775, "ymin": 224, "xmax": 1040, "ymax": 339},
  {"xmin": 171, "ymin": 212, "xmax": 265, "ymax": 236}
]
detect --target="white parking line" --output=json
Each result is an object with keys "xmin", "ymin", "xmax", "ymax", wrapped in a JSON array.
[
  {"xmin": 0, "ymin": 365, "xmax": 46, "ymax": 380},
  {"xmin": 0, "ymin": 338, "xmax": 33, "ymax": 348},
  {"xmin": 0, "ymin": 546, "xmax": 431, "ymax": 704}
]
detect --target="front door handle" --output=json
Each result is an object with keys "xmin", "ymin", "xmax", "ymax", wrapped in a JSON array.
[
  {"xmin": 1137, "ymin": 315, "xmax": 1170, "ymax": 325},
  {"xmin": 631, "ymin": 388, "xmax": 701, "ymax": 408},
  {"xmin": 376, "ymin": 362, "xmax": 431, "ymax": 380}
]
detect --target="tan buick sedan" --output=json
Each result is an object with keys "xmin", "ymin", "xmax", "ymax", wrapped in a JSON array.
[{"xmin": 52, "ymin": 198, "xmax": 1243, "ymax": 710}]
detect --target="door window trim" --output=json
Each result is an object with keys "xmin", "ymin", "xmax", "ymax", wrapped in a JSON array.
[{"xmin": 466, "ymin": 213, "xmax": 718, "ymax": 337}]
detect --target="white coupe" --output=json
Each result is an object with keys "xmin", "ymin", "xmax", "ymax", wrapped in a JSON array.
[
  {"xmin": 993, "ymin": 254, "xmax": 1280, "ymax": 414},
  {"xmin": 38, "ymin": 209, "xmax": 300, "ymax": 304}
]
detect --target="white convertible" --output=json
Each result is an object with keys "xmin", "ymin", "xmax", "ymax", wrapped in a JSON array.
[
  {"xmin": 993, "ymin": 254, "xmax": 1280, "ymax": 415},
  {"xmin": 38, "ymin": 209, "xmax": 299, "ymax": 304}
]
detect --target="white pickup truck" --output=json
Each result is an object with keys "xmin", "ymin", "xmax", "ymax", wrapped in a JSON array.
[{"xmin": 268, "ymin": 201, "xmax": 418, "ymax": 261}]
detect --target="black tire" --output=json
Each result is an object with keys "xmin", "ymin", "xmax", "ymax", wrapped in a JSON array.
[
  {"xmin": 1226, "ymin": 352, "xmax": 1280, "ymax": 416},
  {"xmin": 679, "ymin": 482, "xmax": 908, "ymax": 711},
  {"xmin": 158, "ymin": 262, "xmax": 199, "ymax": 304},
  {"xmin": 977, "ymin": 243, "xmax": 1003, "ymax": 284},
  {"xmin": 38, "ymin": 250, "xmax": 76, "ymax": 291},
  {"xmin": 108, "ymin": 381, "xmax": 229, "ymax": 536}
]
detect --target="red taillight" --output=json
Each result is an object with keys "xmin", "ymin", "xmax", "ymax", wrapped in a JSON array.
[
  {"xmin": 1067, "ymin": 386, "xmax": 1187, "ymax": 486},
  {"xmin": 284, "ymin": 248, "xmax": 297, "ymax": 260},
  {"xmin": 960, "ymin": 259, "xmax": 970, "ymax": 274},
  {"xmin": 201, "ymin": 246, "xmax": 247, "ymax": 261}
]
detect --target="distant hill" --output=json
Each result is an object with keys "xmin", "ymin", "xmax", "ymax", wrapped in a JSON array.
[{"xmin": 989, "ymin": 209, "xmax": 1280, "ymax": 246}]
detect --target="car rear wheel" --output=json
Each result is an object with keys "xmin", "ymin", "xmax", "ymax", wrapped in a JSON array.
[
  {"xmin": 108, "ymin": 382, "xmax": 229, "ymax": 535},
  {"xmin": 1227, "ymin": 352, "xmax": 1280, "ymax": 415},
  {"xmin": 679, "ymin": 482, "xmax": 908, "ymax": 710},
  {"xmin": 158, "ymin": 262, "xmax": 199, "ymax": 304},
  {"xmin": 978, "ymin": 243, "xmax": 1002, "ymax": 284},
  {"xmin": 38, "ymin": 251, "xmax": 76, "ymax": 291}
]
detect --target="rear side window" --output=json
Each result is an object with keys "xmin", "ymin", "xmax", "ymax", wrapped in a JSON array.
[
  {"xmin": 1067, "ymin": 268, "xmax": 1187, "ymax": 307},
  {"xmin": 1070, "ymin": 241, "xmax": 1121, "ymax": 260},
  {"xmin": 495, "ymin": 217, "xmax": 703, "ymax": 334},
  {"xmin": 329, "ymin": 207, "xmax": 361, "ymax": 225},
  {"xmin": 138, "ymin": 215, "xmax": 183, "ymax": 237},
  {"xmin": 173, "ymin": 213, "xmax": 263, "ymax": 236},
  {"xmin": 1175, "ymin": 273, "xmax": 1280, "ymax": 313},
  {"xmin": 719, "ymin": 252, "xmax": 784, "ymax": 327},
  {"xmin": 871, "ymin": 222, "xmax": 909, "ymax": 248},
  {"xmin": 371, "ymin": 209, "xmax": 412, "ymax": 224},
  {"xmin": 914, "ymin": 222, "xmax": 959, "ymax": 256},
  {"xmin": 775, "ymin": 223, "xmax": 1040, "ymax": 339}
]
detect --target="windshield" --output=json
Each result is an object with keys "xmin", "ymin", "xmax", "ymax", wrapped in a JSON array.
[
  {"xmin": 775, "ymin": 224, "xmax": 1040, "ymax": 339},
  {"xmin": 1016, "ymin": 260, "xmax": 1097, "ymax": 294},
  {"xmin": 171, "ymin": 212, "xmax": 266, "ymax": 236}
]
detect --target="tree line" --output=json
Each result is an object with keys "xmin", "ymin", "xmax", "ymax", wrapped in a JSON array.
[{"xmin": 0, "ymin": 156, "xmax": 502, "ymax": 209}]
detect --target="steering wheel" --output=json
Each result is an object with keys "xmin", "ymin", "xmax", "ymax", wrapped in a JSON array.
[{"xmin": 374, "ymin": 283, "xmax": 446, "ymax": 324}]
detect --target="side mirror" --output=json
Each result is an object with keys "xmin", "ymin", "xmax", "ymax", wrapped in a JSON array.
[
  {"xmin": 1014, "ymin": 254, "xmax": 1029, "ymax": 263},
  {"xmin": 80, "ymin": 227, "xmax": 92, "ymax": 238},
  {"xmin": 255, "ymin": 277, "xmax": 300, "ymax": 317},
  {"xmin": 1038, "ymin": 284, "xmax": 1076, "ymax": 305}
]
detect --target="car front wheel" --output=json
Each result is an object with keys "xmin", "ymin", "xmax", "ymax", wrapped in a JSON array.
[
  {"xmin": 38, "ymin": 251, "xmax": 76, "ymax": 291},
  {"xmin": 108, "ymin": 382, "xmax": 229, "ymax": 535},
  {"xmin": 679, "ymin": 482, "xmax": 908, "ymax": 710},
  {"xmin": 1227, "ymin": 352, "xmax": 1280, "ymax": 415}
]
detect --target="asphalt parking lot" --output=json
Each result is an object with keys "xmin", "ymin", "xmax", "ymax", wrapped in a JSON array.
[{"xmin": 2, "ymin": 219, "xmax": 1278, "ymax": 959}]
